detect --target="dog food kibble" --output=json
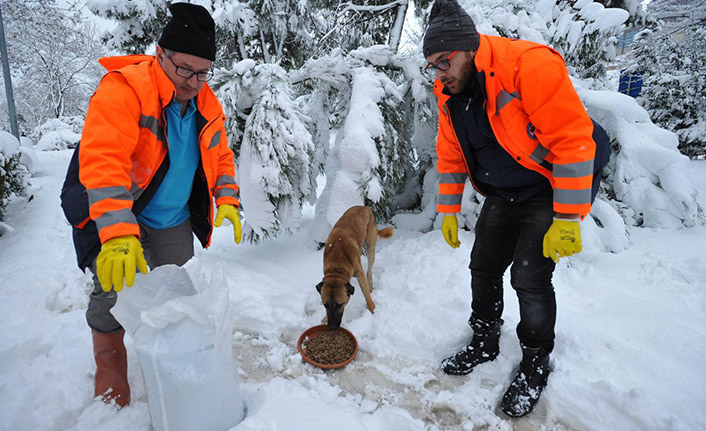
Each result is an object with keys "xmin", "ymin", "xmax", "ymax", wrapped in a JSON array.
[{"xmin": 304, "ymin": 330, "xmax": 355, "ymax": 365}]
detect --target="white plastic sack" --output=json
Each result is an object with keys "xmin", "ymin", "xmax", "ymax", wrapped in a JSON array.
[{"xmin": 112, "ymin": 263, "xmax": 244, "ymax": 431}]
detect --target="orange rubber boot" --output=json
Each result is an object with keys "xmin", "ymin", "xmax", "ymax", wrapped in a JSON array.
[{"xmin": 92, "ymin": 329, "xmax": 130, "ymax": 407}]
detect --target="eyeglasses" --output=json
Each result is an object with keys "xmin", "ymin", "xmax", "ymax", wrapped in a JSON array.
[
  {"xmin": 424, "ymin": 51, "xmax": 459, "ymax": 74},
  {"xmin": 167, "ymin": 56, "xmax": 213, "ymax": 82}
]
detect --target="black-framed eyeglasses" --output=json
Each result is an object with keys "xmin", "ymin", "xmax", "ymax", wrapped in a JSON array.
[
  {"xmin": 424, "ymin": 51, "xmax": 459, "ymax": 74},
  {"xmin": 167, "ymin": 56, "xmax": 213, "ymax": 82}
]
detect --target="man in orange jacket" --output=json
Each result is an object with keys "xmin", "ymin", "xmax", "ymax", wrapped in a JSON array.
[
  {"xmin": 61, "ymin": 3, "xmax": 242, "ymax": 407},
  {"xmin": 423, "ymin": 0, "xmax": 609, "ymax": 417}
]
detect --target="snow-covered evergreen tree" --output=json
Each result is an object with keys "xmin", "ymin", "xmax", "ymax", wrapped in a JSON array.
[
  {"xmin": 212, "ymin": 0, "xmax": 257, "ymax": 64},
  {"xmin": 236, "ymin": 63, "xmax": 315, "ymax": 242},
  {"xmin": 630, "ymin": 0, "xmax": 706, "ymax": 158},
  {"xmin": 537, "ymin": 0, "xmax": 629, "ymax": 78},
  {"xmin": 304, "ymin": 58, "xmax": 390, "ymax": 242},
  {"xmin": 348, "ymin": 46, "xmax": 417, "ymax": 221},
  {"xmin": 211, "ymin": 59, "xmax": 258, "ymax": 156},
  {"xmin": 86, "ymin": 0, "xmax": 167, "ymax": 55},
  {"xmin": 294, "ymin": 46, "xmax": 426, "ymax": 243},
  {"xmin": 86, "ymin": 0, "xmax": 255, "ymax": 66},
  {"xmin": 328, "ymin": 0, "xmax": 407, "ymax": 53},
  {"xmin": 596, "ymin": 0, "xmax": 649, "ymax": 26}
]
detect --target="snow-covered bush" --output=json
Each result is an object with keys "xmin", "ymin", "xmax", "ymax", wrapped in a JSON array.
[
  {"xmin": 32, "ymin": 118, "xmax": 82, "ymax": 151},
  {"xmin": 29, "ymin": 116, "xmax": 84, "ymax": 143},
  {"xmin": 0, "ymin": 132, "xmax": 28, "ymax": 223},
  {"xmin": 578, "ymin": 85, "xmax": 703, "ymax": 229}
]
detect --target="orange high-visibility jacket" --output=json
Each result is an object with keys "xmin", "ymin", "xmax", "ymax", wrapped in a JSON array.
[
  {"xmin": 79, "ymin": 55, "xmax": 239, "ymax": 246},
  {"xmin": 435, "ymin": 34, "xmax": 597, "ymax": 218}
]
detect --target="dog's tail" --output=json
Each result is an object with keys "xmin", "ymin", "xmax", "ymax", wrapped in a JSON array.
[{"xmin": 377, "ymin": 227, "xmax": 394, "ymax": 239}]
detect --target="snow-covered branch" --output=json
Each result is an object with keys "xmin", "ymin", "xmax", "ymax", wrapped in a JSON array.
[{"xmin": 337, "ymin": 0, "xmax": 407, "ymax": 15}]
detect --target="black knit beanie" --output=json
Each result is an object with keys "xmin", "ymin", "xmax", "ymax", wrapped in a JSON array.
[
  {"xmin": 158, "ymin": 3, "xmax": 216, "ymax": 61},
  {"xmin": 423, "ymin": 0, "xmax": 480, "ymax": 58}
]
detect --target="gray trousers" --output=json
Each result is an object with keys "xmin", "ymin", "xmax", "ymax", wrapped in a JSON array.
[{"xmin": 86, "ymin": 219, "xmax": 195, "ymax": 334}]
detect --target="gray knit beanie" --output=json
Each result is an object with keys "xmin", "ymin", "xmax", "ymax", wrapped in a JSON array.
[{"xmin": 423, "ymin": 0, "xmax": 480, "ymax": 58}]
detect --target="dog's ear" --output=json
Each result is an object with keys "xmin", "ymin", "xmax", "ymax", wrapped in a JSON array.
[
  {"xmin": 316, "ymin": 281, "xmax": 323, "ymax": 293},
  {"xmin": 346, "ymin": 282, "xmax": 355, "ymax": 296}
]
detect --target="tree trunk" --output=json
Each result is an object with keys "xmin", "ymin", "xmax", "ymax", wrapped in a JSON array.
[
  {"xmin": 259, "ymin": 29, "xmax": 271, "ymax": 63},
  {"xmin": 388, "ymin": 0, "xmax": 408, "ymax": 53},
  {"xmin": 237, "ymin": 31, "xmax": 247, "ymax": 60}
]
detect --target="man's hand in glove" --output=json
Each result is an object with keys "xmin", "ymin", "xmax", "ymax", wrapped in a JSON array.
[
  {"xmin": 543, "ymin": 218, "xmax": 582, "ymax": 263},
  {"xmin": 96, "ymin": 235, "xmax": 148, "ymax": 292},
  {"xmin": 441, "ymin": 214, "xmax": 461, "ymax": 249},
  {"xmin": 214, "ymin": 204, "xmax": 242, "ymax": 244}
]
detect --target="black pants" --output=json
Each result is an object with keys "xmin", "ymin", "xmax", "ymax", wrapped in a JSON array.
[{"xmin": 469, "ymin": 192, "xmax": 557, "ymax": 352}]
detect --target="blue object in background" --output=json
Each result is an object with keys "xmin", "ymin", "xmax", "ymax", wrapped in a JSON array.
[{"xmin": 619, "ymin": 69, "xmax": 643, "ymax": 98}]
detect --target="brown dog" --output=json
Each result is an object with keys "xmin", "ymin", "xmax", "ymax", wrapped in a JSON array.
[{"xmin": 316, "ymin": 206, "xmax": 394, "ymax": 329}]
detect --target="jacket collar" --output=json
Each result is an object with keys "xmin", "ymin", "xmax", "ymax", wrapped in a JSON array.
[
  {"xmin": 473, "ymin": 33, "xmax": 493, "ymax": 71},
  {"xmin": 97, "ymin": 55, "xmax": 218, "ymax": 115},
  {"xmin": 98, "ymin": 55, "xmax": 176, "ymax": 109}
]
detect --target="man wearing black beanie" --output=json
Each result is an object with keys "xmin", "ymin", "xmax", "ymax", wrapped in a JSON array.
[
  {"xmin": 61, "ymin": 3, "xmax": 243, "ymax": 407},
  {"xmin": 423, "ymin": 0, "xmax": 610, "ymax": 418}
]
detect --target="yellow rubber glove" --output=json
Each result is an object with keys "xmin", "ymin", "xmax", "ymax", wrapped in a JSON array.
[
  {"xmin": 542, "ymin": 219, "xmax": 582, "ymax": 263},
  {"xmin": 96, "ymin": 235, "xmax": 148, "ymax": 292},
  {"xmin": 441, "ymin": 214, "xmax": 461, "ymax": 249},
  {"xmin": 214, "ymin": 204, "xmax": 242, "ymax": 244}
]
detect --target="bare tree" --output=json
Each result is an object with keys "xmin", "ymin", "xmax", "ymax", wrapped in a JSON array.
[{"xmin": 1, "ymin": 0, "xmax": 106, "ymax": 134}]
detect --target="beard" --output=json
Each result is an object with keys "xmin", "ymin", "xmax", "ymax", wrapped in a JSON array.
[{"xmin": 441, "ymin": 58, "xmax": 477, "ymax": 95}]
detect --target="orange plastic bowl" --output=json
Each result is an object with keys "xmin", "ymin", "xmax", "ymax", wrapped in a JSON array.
[{"xmin": 297, "ymin": 325, "xmax": 359, "ymax": 369}]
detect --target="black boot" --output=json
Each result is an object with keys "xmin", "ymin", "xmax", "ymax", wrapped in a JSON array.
[
  {"xmin": 500, "ymin": 345, "xmax": 551, "ymax": 417},
  {"xmin": 441, "ymin": 317, "xmax": 501, "ymax": 375}
]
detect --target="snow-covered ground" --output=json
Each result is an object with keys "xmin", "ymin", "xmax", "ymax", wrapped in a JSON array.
[{"xmin": 1, "ymin": 149, "xmax": 705, "ymax": 431}]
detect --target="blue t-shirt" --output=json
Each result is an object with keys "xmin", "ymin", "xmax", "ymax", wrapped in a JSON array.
[{"xmin": 138, "ymin": 99, "xmax": 200, "ymax": 229}]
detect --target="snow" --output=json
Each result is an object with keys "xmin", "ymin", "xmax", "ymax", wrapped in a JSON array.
[{"xmin": 1, "ymin": 149, "xmax": 706, "ymax": 431}]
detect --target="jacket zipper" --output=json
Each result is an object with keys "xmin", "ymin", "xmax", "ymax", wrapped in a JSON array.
[{"xmin": 442, "ymin": 102, "xmax": 486, "ymax": 197}]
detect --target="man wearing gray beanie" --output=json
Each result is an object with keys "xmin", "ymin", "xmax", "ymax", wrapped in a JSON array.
[
  {"xmin": 423, "ymin": 0, "xmax": 610, "ymax": 418},
  {"xmin": 62, "ymin": 3, "xmax": 243, "ymax": 407}
]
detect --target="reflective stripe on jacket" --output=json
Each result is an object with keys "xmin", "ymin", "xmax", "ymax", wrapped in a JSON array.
[
  {"xmin": 78, "ymin": 55, "xmax": 239, "ymax": 246},
  {"xmin": 435, "ymin": 35, "xmax": 596, "ymax": 217}
]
